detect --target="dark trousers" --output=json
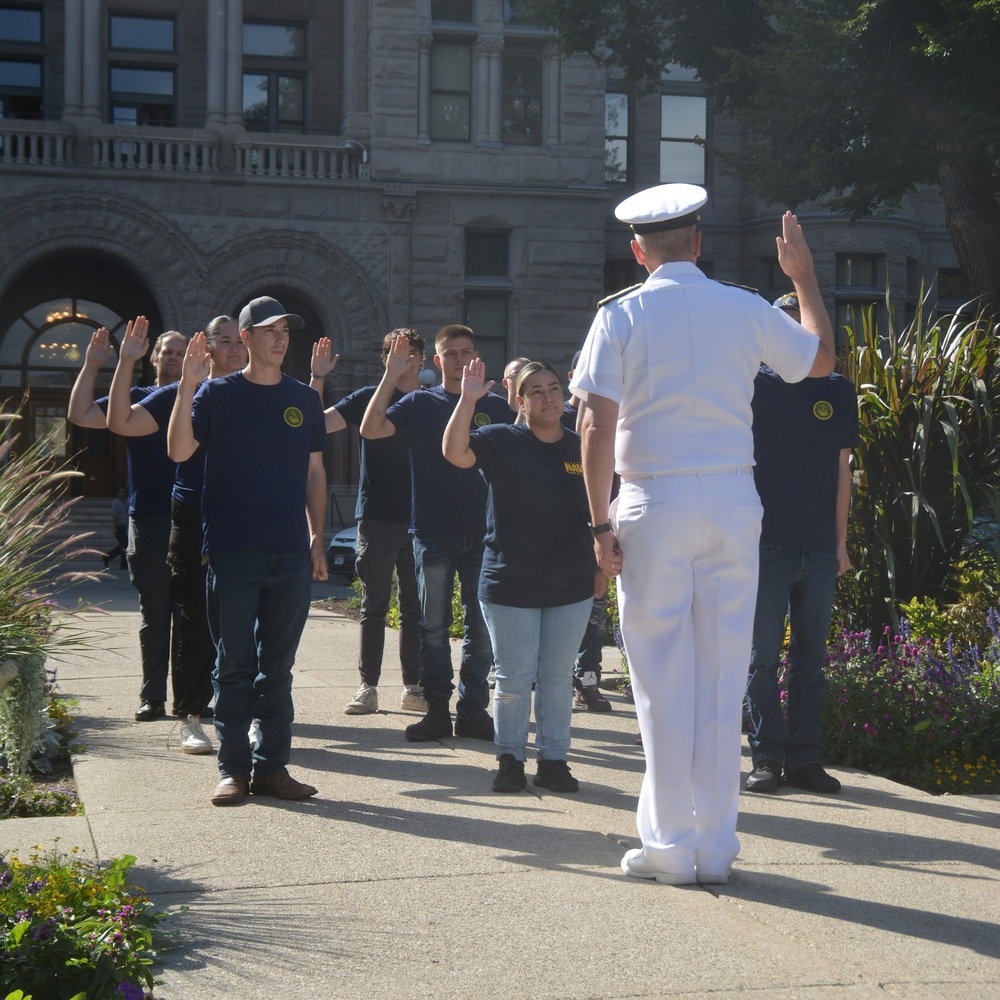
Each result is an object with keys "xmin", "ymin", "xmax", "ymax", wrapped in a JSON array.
[
  {"xmin": 127, "ymin": 513, "xmax": 177, "ymax": 704},
  {"xmin": 168, "ymin": 499, "xmax": 215, "ymax": 718},
  {"xmin": 106, "ymin": 524, "xmax": 128, "ymax": 568},
  {"xmin": 356, "ymin": 518, "xmax": 421, "ymax": 687}
]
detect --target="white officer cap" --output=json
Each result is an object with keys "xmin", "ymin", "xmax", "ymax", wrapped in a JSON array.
[{"xmin": 615, "ymin": 183, "xmax": 708, "ymax": 234}]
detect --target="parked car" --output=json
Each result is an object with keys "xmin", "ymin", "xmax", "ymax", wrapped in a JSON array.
[{"xmin": 326, "ymin": 524, "xmax": 358, "ymax": 579}]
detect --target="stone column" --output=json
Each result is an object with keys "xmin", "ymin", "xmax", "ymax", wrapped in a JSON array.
[
  {"xmin": 205, "ymin": 0, "xmax": 227, "ymax": 125},
  {"xmin": 382, "ymin": 185, "xmax": 417, "ymax": 330},
  {"xmin": 477, "ymin": 35, "xmax": 502, "ymax": 146},
  {"xmin": 417, "ymin": 35, "xmax": 432, "ymax": 144},
  {"xmin": 62, "ymin": 0, "xmax": 82, "ymax": 118},
  {"xmin": 80, "ymin": 0, "xmax": 102, "ymax": 121},
  {"xmin": 341, "ymin": 0, "xmax": 370, "ymax": 134},
  {"xmin": 225, "ymin": 0, "xmax": 243, "ymax": 126},
  {"xmin": 543, "ymin": 41, "xmax": 561, "ymax": 149}
]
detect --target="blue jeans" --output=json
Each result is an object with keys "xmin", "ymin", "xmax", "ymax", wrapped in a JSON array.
[
  {"xmin": 482, "ymin": 599, "xmax": 591, "ymax": 760},
  {"xmin": 746, "ymin": 544, "xmax": 836, "ymax": 771},
  {"xmin": 206, "ymin": 550, "xmax": 312, "ymax": 781},
  {"xmin": 356, "ymin": 518, "xmax": 420, "ymax": 687},
  {"xmin": 411, "ymin": 534, "xmax": 492, "ymax": 718},
  {"xmin": 574, "ymin": 591, "xmax": 608, "ymax": 685}
]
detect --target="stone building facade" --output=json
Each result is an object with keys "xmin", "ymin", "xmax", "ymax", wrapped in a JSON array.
[{"xmin": 0, "ymin": 0, "xmax": 963, "ymax": 495}]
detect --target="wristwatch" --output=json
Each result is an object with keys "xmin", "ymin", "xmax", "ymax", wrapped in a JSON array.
[{"xmin": 590, "ymin": 521, "xmax": 612, "ymax": 536}]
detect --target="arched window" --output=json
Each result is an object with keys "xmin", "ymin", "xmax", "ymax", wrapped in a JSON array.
[{"xmin": 0, "ymin": 298, "xmax": 126, "ymax": 389}]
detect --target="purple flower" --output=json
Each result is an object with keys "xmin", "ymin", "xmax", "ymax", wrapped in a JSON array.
[
  {"xmin": 26, "ymin": 879, "xmax": 45, "ymax": 895},
  {"xmin": 115, "ymin": 983, "xmax": 145, "ymax": 1000},
  {"xmin": 0, "ymin": 870, "xmax": 11, "ymax": 889}
]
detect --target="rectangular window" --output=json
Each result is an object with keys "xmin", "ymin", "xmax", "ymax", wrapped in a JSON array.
[
  {"xmin": 503, "ymin": 0, "xmax": 536, "ymax": 25},
  {"xmin": 659, "ymin": 94, "xmax": 706, "ymax": 184},
  {"xmin": 109, "ymin": 66, "xmax": 175, "ymax": 126},
  {"xmin": 242, "ymin": 72, "xmax": 304, "ymax": 132},
  {"xmin": 605, "ymin": 93, "xmax": 628, "ymax": 183},
  {"xmin": 0, "ymin": 58, "xmax": 41, "ymax": 118},
  {"xmin": 836, "ymin": 254, "xmax": 879, "ymax": 288},
  {"xmin": 464, "ymin": 293, "xmax": 508, "ymax": 379},
  {"xmin": 466, "ymin": 230, "xmax": 509, "ymax": 277},
  {"xmin": 0, "ymin": 7, "xmax": 42, "ymax": 43},
  {"xmin": 502, "ymin": 45, "xmax": 541, "ymax": 144},
  {"xmin": 604, "ymin": 258, "xmax": 639, "ymax": 295},
  {"xmin": 243, "ymin": 22, "xmax": 305, "ymax": 58},
  {"xmin": 431, "ymin": 41, "xmax": 472, "ymax": 141},
  {"xmin": 109, "ymin": 15, "xmax": 174, "ymax": 51},
  {"xmin": 836, "ymin": 254, "xmax": 884, "ymax": 342},
  {"xmin": 432, "ymin": 0, "xmax": 473, "ymax": 22}
]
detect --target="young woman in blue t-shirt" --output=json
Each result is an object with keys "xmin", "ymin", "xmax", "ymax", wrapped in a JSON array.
[{"xmin": 443, "ymin": 359, "xmax": 604, "ymax": 793}]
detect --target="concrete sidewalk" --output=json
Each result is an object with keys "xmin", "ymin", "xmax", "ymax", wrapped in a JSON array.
[{"xmin": 2, "ymin": 575, "xmax": 999, "ymax": 999}]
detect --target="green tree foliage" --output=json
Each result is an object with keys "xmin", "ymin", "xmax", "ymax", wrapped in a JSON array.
[{"xmin": 525, "ymin": 0, "xmax": 1000, "ymax": 315}]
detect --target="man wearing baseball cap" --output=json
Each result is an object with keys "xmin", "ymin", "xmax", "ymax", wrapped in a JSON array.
[
  {"xmin": 571, "ymin": 183, "xmax": 835, "ymax": 885},
  {"xmin": 168, "ymin": 295, "xmax": 327, "ymax": 806}
]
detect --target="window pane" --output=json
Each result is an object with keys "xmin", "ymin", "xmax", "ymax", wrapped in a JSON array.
[
  {"xmin": 466, "ymin": 231, "xmax": 509, "ymax": 276},
  {"xmin": 30, "ymin": 323, "xmax": 92, "ymax": 366},
  {"xmin": 430, "ymin": 94, "xmax": 470, "ymax": 140},
  {"xmin": 605, "ymin": 138, "xmax": 627, "ymax": 183},
  {"xmin": 605, "ymin": 93, "xmax": 628, "ymax": 136},
  {"xmin": 661, "ymin": 63, "xmax": 700, "ymax": 82},
  {"xmin": 243, "ymin": 23, "xmax": 304, "ymax": 57},
  {"xmin": 277, "ymin": 75, "xmax": 303, "ymax": 129},
  {"xmin": 110, "ymin": 67, "xmax": 174, "ymax": 96},
  {"xmin": 0, "ymin": 59, "xmax": 41, "ymax": 87},
  {"xmin": 660, "ymin": 94, "xmax": 706, "ymax": 139},
  {"xmin": 111, "ymin": 105, "xmax": 138, "ymax": 125},
  {"xmin": 0, "ymin": 8, "xmax": 42, "ymax": 43},
  {"xmin": 432, "ymin": 0, "xmax": 473, "ymax": 22},
  {"xmin": 431, "ymin": 43, "xmax": 471, "ymax": 90},
  {"xmin": 837, "ymin": 256, "xmax": 878, "ymax": 287},
  {"xmin": 464, "ymin": 294, "xmax": 508, "ymax": 379},
  {"xmin": 659, "ymin": 140, "xmax": 704, "ymax": 183},
  {"xmin": 502, "ymin": 49, "xmax": 541, "ymax": 144},
  {"xmin": 242, "ymin": 73, "xmax": 268, "ymax": 129},
  {"xmin": 0, "ymin": 317, "xmax": 33, "ymax": 363},
  {"xmin": 109, "ymin": 15, "xmax": 174, "ymax": 51}
]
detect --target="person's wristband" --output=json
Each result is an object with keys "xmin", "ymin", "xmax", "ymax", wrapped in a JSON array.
[
  {"xmin": 590, "ymin": 521, "xmax": 612, "ymax": 536},
  {"xmin": 309, "ymin": 372, "xmax": 322, "ymax": 380}
]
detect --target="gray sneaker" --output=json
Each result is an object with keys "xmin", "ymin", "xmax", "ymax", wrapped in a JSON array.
[
  {"xmin": 345, "ymin": 685, "xmax": 378, "ymax": 715},
  {"xmin": 180, "ymin": 715, "xmax": 213, "ymax": 755},
  {"xmin": 400, "ymin": 685, "xmax": 428, "ymax": 712}
]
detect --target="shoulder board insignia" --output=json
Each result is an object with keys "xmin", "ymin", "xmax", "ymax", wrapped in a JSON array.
[
  {"xmin": 715, "ymin": 279, "xmax": 760, "ymax": 294},
  {"xmin": 597, "ymin": 283, "xmax": 643, "ymax": 308}
]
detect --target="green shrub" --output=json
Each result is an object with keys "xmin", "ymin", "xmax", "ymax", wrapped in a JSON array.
[{"xmin": 1, "ymin": 846, "xmax": 178, "ymax": 999}]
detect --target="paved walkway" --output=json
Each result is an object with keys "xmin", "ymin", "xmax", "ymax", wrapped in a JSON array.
[{"xmin": 2, "ymin": 575, "xmax": 999, "ymax": 999}]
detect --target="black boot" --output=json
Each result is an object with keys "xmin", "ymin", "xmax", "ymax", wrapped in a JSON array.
[{"xmin": 404, "ymin": 696, "xmax": 452, "ymax": 741}]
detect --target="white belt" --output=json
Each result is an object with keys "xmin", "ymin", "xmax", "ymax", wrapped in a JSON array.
[{"xmin": 620, "ymin": 465, "xmax": 753, "ymax": 482}]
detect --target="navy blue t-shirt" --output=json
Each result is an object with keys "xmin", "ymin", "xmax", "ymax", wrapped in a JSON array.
[
  {"xmin": 191, "ymin": 372, "xmax": 326, "ymax": 555},
  {"xmin": 752, "ymin": 367, "xmax": 859, "ymax": 552},
  {"xmin": 140, "ymin": 382, "xmax": 205, "ymax": 510},
  {"xmin": 469, "ymin": 424, "xmax": 594, "ymax": 608},
  {"xmin": 386, "ymin": 385, "xmax": 513, "ymax": 538},
  {"xmin": 334, "ymin": 385, "xmax": 411, "ymax": 523},
  {"xmin": 97, "ymin": 385, "xmax": 174, "ymax": 517}
]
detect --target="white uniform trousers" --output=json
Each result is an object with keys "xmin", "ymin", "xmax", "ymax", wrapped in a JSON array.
[{"xmin": 615, "ymin": 470, "xmax": 761, "ymax": 876}]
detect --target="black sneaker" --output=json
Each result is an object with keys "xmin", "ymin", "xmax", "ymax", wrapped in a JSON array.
[
  {"xmin": 574, "ymin": 684, "xmax": 612, "ymax": 712},
  {"xmin": 134, "ymin": 700, "xmax": 165, "ymax": 722},
  {"xmin": 533, "ymin": 758, "xmax": 579, "ymax": 793},
  {"xmin": 454, "ymin": 711, "xmax": 494, "ymax": 741},
  {"xmin": 492, "ymin": 754, "xmax": 527, "ymax": 793},
  {"xmin": 404, "ymin": 707, "xmax": 453, "ymax": 741},
  {"xmin": 745, "ymin": 761, "xmax": 781, "ymax": 793},
  {"xmin": 783, "ymin": 763, "xmax": 842, "ymax": 794}
]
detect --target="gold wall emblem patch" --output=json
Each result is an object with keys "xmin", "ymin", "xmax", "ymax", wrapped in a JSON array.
[{"xmin": 284, "ymin": 406, "xmax": 304, "ymax": 428}]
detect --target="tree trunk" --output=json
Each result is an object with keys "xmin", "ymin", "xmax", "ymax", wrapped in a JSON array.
[{"xmin": 936, "ymin": 144, "xmax": 1000, "ymax": 322}]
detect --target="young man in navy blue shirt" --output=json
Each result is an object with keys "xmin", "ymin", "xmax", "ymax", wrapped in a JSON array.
[
  {"xmin": 361, "ymin": 325, "xmax": 513, "ymax": 741},
  {"xmin": 309, "ymin": 329, "xmax": 427, "ymax": 716},
  {"xmin": 744, "ymin": 293, "xmax": 858, "ymax": 795},
  {"xmin": 168, "ymin": 296, "xmax": 327, "ymax": 806},
  {"xmin": 68, "ymin": 319, "xmax": 186, "ymax": 723}
]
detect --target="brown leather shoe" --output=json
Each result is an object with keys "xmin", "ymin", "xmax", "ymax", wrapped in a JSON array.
[
  {"xmin": 250, "ymin": 767, "xmax": 317, "ymax": 799},
  {"xmin": 211, "ymin": 776, "xmax": 249, "ymax": 806}
]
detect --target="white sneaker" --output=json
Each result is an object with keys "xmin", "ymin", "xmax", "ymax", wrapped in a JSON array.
[
  {"xmin": 180, "ymin": 715, "xmax": 213, "ymax": 755},
  {"xmin": 345, "ymin": 685, "xmax": 378, "ymax": 715},
  {"xmin": 400, "ymin": 685, "xmax": 428, "ymax": 712}
]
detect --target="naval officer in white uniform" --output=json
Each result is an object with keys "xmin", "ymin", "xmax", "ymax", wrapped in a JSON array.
[{"xmin": 571, "ymin": 183, "xmax": 835, "ymax": 885}]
